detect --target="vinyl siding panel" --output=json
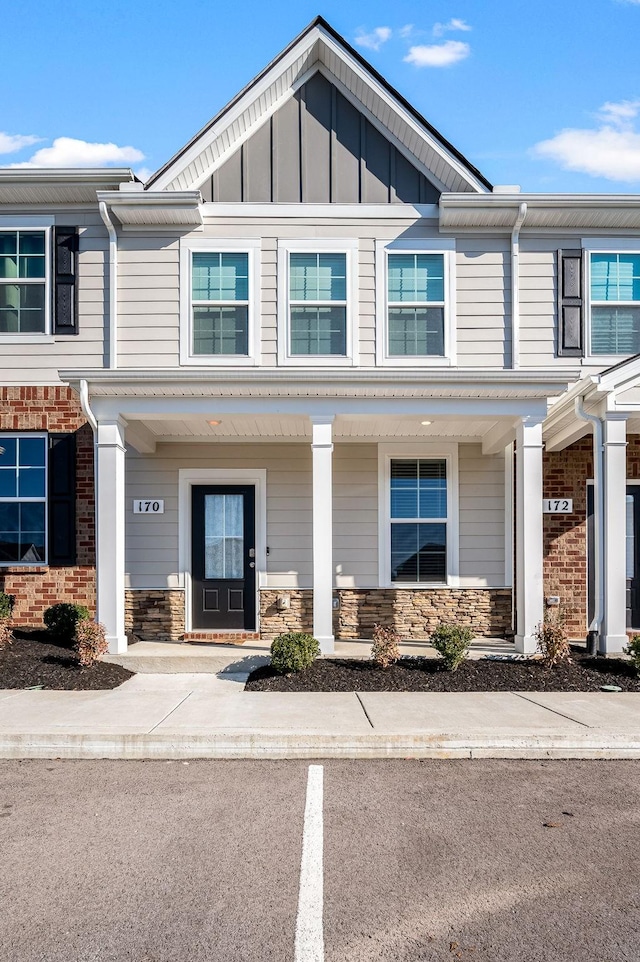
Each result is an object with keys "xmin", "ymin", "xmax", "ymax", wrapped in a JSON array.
[
  {"xmin": 458, "ymin": 444, "xmax": 505, "ymax": 586},
  {"xmin": 519, "ymin": 239, "xmax": 582, "ymax": 370},
  {"xmin": 456, "ymin": 240, "xmax": 510, "ymax": 368}
]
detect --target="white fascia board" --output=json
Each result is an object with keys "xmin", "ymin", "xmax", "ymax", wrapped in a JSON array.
[
  {"xmin": 0, "ymin": 169, "xmax": 134, "ymax": 186},
  {"xmin": 202, "ymin": 202, "xmax": 439, "ymax": 219},
  {"xmin": 316, "ymin": 30, "xmax": 487, "ymax": 194}
]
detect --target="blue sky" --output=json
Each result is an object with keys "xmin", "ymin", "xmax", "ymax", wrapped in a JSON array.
[{"xmin": 3, "ymin": 0, "xmax": 640, "ymax": 192}]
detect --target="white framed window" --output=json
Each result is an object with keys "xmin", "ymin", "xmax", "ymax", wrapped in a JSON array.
[
  {"xmin": 375, "ymin": 238, "xmax": 456, "ymax": 366},
  {"xmin": 179, "ymin": 237, "xmax": 260, "ymax": 366},
  {"xmin": 582, "ymin": 239, "xmax": 640, "ymax": 360},
  {"xmin": 277, "ymin": 238, "xmax": 358, "ymax": 366},
  {"xmin": 377, "ymin": 442, "xmax": 459, "ymax": 588},
  {"xmin": 0, "ymin": 434, "xmax": 47, "ymax": 565},
  {"xmin": 0, "ymin": 217, "xmax": 54, "ymax": 341}
]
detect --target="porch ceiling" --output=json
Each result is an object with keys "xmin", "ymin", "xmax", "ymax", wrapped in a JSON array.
[{"xmin": 126, "ymin": 413, "xmax": 507, "ymax": 444}]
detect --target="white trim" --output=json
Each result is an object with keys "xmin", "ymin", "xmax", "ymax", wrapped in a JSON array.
[
  {"xmin": 179, "ymin": 237, "xmax": 261, "ymax": 367},
  {"xmin": 504, "ymin": 442, "xmax": 514, "ymax": 590},
  {"xmin": 377, "ymin": 441, "xmax": 459, "ymax": 589},
  {"xmin": 178, "ymin": 467, "xmax": 267, "ymax": 633},
  {"xmin": 581, "ymin": 238, "xmax": 640, "ymax": 251},
  {"xmin": 202, "ymin": 203, "xmax": 439, "ymax": 220},
  {"xmin": 277, "ymin": 238, "xmax": 359, "ymax": 367},
  {"xmin": 0, "ymin": 215, "xmax": 55, "ymax": 227},
  {"xmin": 0, "ymin": 432, "xmax": 48, "ymax": 568},
  {"xmin": 375, "ymin": 239, "xmax": 456, "ymax": 367}
]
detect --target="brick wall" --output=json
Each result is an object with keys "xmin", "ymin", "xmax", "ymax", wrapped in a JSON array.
[
  {"xmin": 0, "ymin": 387, "xmax": 95, "ymax": 625},
  {"xmin": 543, "ymin": 435, "xmax": 640, "ymax": 636}
]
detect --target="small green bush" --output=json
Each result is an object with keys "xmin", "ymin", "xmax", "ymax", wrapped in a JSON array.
[
  {"xmin": 430, "ymin": 623, "xmax": 473, "ymax": 671},
  {"xmin": 44, "ymin": 603, "xmax": 90, "ymax": 644},
  {"xmin": 0, "ymin": 592, "xmax": 15, "ymax": 619},
  {"xmin": 624, "ymin": 635, "xmax": 640, "ymax": 676},
  {"xmin": 75, "ymin": 620, "xmax": 108, "ymax": 668},
  {"xmin": 270, "ymin": 632, "xmax": 320, "ymax": 675},
  {"xmin": 371, "ymin": 624, "xmax": 401, "ymax": 669}
]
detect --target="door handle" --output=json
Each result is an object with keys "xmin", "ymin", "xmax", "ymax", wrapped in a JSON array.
[{"xmin": 249, "ymin": 561, "xmax": 255, "ymax": 568}]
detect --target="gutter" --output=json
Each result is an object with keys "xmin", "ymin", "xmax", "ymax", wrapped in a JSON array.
[
  {"xmin": 510, "ymin": 202, "xmax": 527, "ymax": 370},
  {"xmin": 575, "ymin": 396, "xmax": 603, "ymax": 655},
  {"xmin": 98, "ymin": 202, "xmax": 118, "ymax": 369},
  {"xmin": 79, "ymin": 379, "xmax": 98, "ymax": 433}
]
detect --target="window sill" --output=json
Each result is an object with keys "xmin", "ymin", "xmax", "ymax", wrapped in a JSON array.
[
  {"xmin": 179, "ymin": 354, "xmax": 258, "ymax": 367},
  {"xmin": 379, "ymin": 356, "xmax": 453, "ymax": 367},
  {"xmin": 278, "ymin": 355, "xmax": 356, "ymax": 367}
]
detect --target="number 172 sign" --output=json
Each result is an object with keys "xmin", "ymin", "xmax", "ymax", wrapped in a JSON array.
[{"xmin": 543, "ymin": 498, "xmax": 573, "ymax": 513}]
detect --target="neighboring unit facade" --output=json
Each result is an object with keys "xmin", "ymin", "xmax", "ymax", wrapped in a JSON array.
[{"xmin": 2, "ymin": 17, "xmax": 640, "ymax": 655}]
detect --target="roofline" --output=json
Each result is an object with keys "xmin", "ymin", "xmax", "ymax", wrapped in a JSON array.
[
  {"xmin": 441, "ymin": 192, "xmax": 640, "ymax": 207},
  {"xmin": 0, "ymin": 168, "xmax": 135, "ymax": 185},
  {"xmin": 145, "ymin": 15, "xmax": 492, "ymax": 192}
]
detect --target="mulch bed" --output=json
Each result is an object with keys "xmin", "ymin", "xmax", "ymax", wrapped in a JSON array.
[
  {"xmin": 0, "ymin": 630, "xmax": 133, "ymax": 691},
  {"xmin": 246, "ymin": 649, "xmax": 640, "ymax": 693}
]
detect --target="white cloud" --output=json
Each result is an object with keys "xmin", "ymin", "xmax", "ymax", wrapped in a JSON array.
[
  {"xmin": 533, "ymin": 99, "xmax": 640, "ymax": 182},
  {"xmin": 399, "ymin": 24, "xmax": 414, "ymax": 39},
  {"xmin": 433, "ymin": 18, "xmax": 472, "ymax": 37},
  {"xmin": 9, "ymin": 136, "xmax": 145, "ymax": 168},
  {"xmin": 354, "ymin": 26, "xmax": 392, "ymax": 51},
  {"xmin": 0, "ymin": 132, "xmax": 41, "ymax": 155},
  {"xmin": 404, "ymin": 40, "xmax": 470, "ymax": 68}
]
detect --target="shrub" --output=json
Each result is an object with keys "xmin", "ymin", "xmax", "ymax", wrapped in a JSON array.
[
  {"xmin": 430, "ymin": 623, "xmax": 473, "ymax": 671},
  {"xmin": 624, "ymin": 635, "xmax": 640, "ymax": 676},
  {"xmin": 44, "ymin": 603, "xmax": 90, "ymax": 645},
  {"xmin": 0, "ymin": 592, "xmax": 15, "ymax": 619},
  {"xmin": 270, "ymin": 632, "xmax": 320, "ymax": 675},
  {"xmin": 75, "ymin": 620, "xmax": 108, "ymax": 668},
  {"xmin": 0, "ymin": 616, "xmax": 13, "ymax": 650},
  {"xmin": 371, "ymin": 624, "xmax": 401, "ymax": 669},
  {"xmin": 535, "ymin": 610, "xmax": 572, "ymax": 669}
]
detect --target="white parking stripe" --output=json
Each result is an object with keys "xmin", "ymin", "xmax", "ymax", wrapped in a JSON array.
[{"xmin": 294, "ymin": 764, "xmax": 324, "ymax": 962}]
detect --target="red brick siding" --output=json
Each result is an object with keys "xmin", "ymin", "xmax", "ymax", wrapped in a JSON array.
[{"xmin": 0, "ymin": 387, "xmax": 95, "ymax": 625}]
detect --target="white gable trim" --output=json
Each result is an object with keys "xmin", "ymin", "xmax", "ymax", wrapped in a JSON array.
[{"xmin": 149, "ymin": 23, "xmax": 487, "ymax": 195}]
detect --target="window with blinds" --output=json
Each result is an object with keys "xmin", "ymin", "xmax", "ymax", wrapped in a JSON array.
[
  {"xmin": 389, "ymin": 459, "xmax": 447, "ymax": 583},
  {"xmin": 590, "ymin": 253, "xmax": 640, "ymax": 355}
]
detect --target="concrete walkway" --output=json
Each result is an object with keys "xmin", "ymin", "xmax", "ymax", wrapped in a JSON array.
[{"xmin": 1, "ymin": 667, "xmax": 640, "ymax": 759}]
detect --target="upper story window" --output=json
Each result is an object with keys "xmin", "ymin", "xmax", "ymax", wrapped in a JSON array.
[
  {"xmin": 179, "ymin": 238, "xmax": 260, "ymax": 366},
  {"xmin": 0, "ymin": 230, "xmax": 48, "ymax": 334},
  {"xmin": 192, "ymin": 252, "xmax": 249, "ymax": 356},
  {"xmin": 0, "ymin": 435, "xmax": 47, "ymax": 565},
  {"xmin": 387, "ymin": 253, "xmax": 445, "ymax": 357},
  {"xmin": 277, "ymin": 239, "xmax": 358, "ymax": 366},
  {"xmin": 375, "ymin": 239, "xmax": 455, "ymax": 367},
  {"xmin": 289, "ymin": 253, "xmax": 347, "ymax": 356},
  {"xmin": 590, "ymin": 252, "xmax": 640, "ymax": 355}
]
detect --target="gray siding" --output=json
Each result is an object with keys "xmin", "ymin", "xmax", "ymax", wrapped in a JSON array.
[
  {"xmin": 125, "ymin": 441, "xmax": 505, "ymax": 590},
  {"xmin": 203, "ymin": 73, "xmax": 440, "ymax": 205},
  {"xmin": 456, "ymin": 238, "xmax": 510, "ymax": 369}
]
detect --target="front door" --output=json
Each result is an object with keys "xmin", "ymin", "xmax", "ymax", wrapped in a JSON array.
[
  {"xmin": 191, "ymin": 485, "xmax": 256, "ymax": 630},
  {"xmin": 587, "ymin": 484, "xmax": 640, "ymax": 630}
]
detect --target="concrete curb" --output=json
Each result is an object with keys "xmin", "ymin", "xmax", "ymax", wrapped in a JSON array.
[{"xmin": 1, "ymin": 731, "xmax": 640, "ymax": 760}]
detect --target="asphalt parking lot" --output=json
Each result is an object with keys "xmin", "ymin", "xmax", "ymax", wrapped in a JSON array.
[{"xmin": 1, "ymin": 759, "xmax": 639, "ymax": 962}]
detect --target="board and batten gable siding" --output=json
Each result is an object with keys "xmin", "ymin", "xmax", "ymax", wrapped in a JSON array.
[
  {"xmin": 0, "ymin": 213, "xmax": 107, "ymax": 385},
  {"xmin": 124, "ymin": 441, "xmax": 506, "ymax": 590},
  {"xmin": 199, "ymin": 71, "xmax": 440, "ymax": 205}
]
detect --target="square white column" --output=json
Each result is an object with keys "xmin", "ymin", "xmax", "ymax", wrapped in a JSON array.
[
  {"xmin": 515, "ymin": 416, "xmax": 544, "ymax": 653},
  {"xmin": 602, "ymin": 415, "xmax": 627, "ymax": 653},
  {"xmin": 311, "ymin": 416, "xmax": 335, "ymax": 654},
  {"xmin": 96, "ymin": 418, "xmax": 127, "ymax": 654}
]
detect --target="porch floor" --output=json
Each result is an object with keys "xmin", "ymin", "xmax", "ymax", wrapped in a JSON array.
[{"xmin": 106, "ymin": 636, "xmax": 518, "ymax": 674}]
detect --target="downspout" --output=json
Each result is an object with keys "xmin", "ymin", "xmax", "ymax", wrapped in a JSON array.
[
  {"xmin": 575, "ymin": 396, "xmax": 603, "ymax": 655},
  {"xmin": 510, "ymin": 202, "xmax": 527, "ymax": 369},
  {"xmin": 98, "ymin": 201, "xmax": 118, "ymax": 369}
]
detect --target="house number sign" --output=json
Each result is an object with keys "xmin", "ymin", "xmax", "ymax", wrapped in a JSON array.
[
  {"xmin": 543, "ymin": 499, "xmax": 573, "ymax": 513},
  {"xmin": 133, "ymin": 499, "xmax": 165, "ymax": 514}
]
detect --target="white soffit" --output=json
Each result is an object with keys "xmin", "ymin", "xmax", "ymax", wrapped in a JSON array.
[
  {"xmin": 147, "ymin": 22, "xmax": 489, "ymax": 195},
  {"xmin": 440, "ymin": 194, "xmax": 640, "ymax": 231},
  {"xmin": 100, "ymin": 191, "xmax": 203, "ymax": 228}
]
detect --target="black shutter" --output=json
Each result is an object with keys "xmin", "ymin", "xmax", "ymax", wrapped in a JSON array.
[
  {"xmin": 48, "ymin": 433, "xmax": 77, "ymax": 566},
  {"xmin": 53, "ymin": 227, "xmax": 79, "ymax": 335},
  {"xmin": 557, "ymin": 249, "xmax": 584, "ymax": 356}
]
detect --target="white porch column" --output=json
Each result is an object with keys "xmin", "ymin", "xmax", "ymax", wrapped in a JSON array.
[
  {"xmin": 515, "ymin": 416, "xmax": 544, "ymax": 653},
  {"xmin": 602, "ymin": 415, "xmax": 627, "ymax": 653},
  {"xmin": 95, "ymin": 418, "xmax": 127, "ymax": 654},
  {"xmin": 310, "ymin": 416, "xmax": 335, "ymax": 654}
]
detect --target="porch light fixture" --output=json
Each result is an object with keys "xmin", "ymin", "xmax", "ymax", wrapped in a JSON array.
[
  {"xmin": 421, "ymin": 420, "xmax": 432, "ymax": 426},
  {"xmin": 207, "ymin": 420, "xmax": 221, "ymax": 426}
]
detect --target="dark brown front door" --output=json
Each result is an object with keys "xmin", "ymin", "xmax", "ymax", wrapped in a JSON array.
[{"xmin": 191, "ymin": 485, "xmax": 256, "ymax": 630}]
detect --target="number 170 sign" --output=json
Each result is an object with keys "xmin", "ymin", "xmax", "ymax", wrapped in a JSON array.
[
  {"xmin": 133, "ymin": 499, "xmax": 165, "ymax": 514},
  {"xmin": 543, "ymin": 498, "xmax": 573, "ymax": 513}
]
